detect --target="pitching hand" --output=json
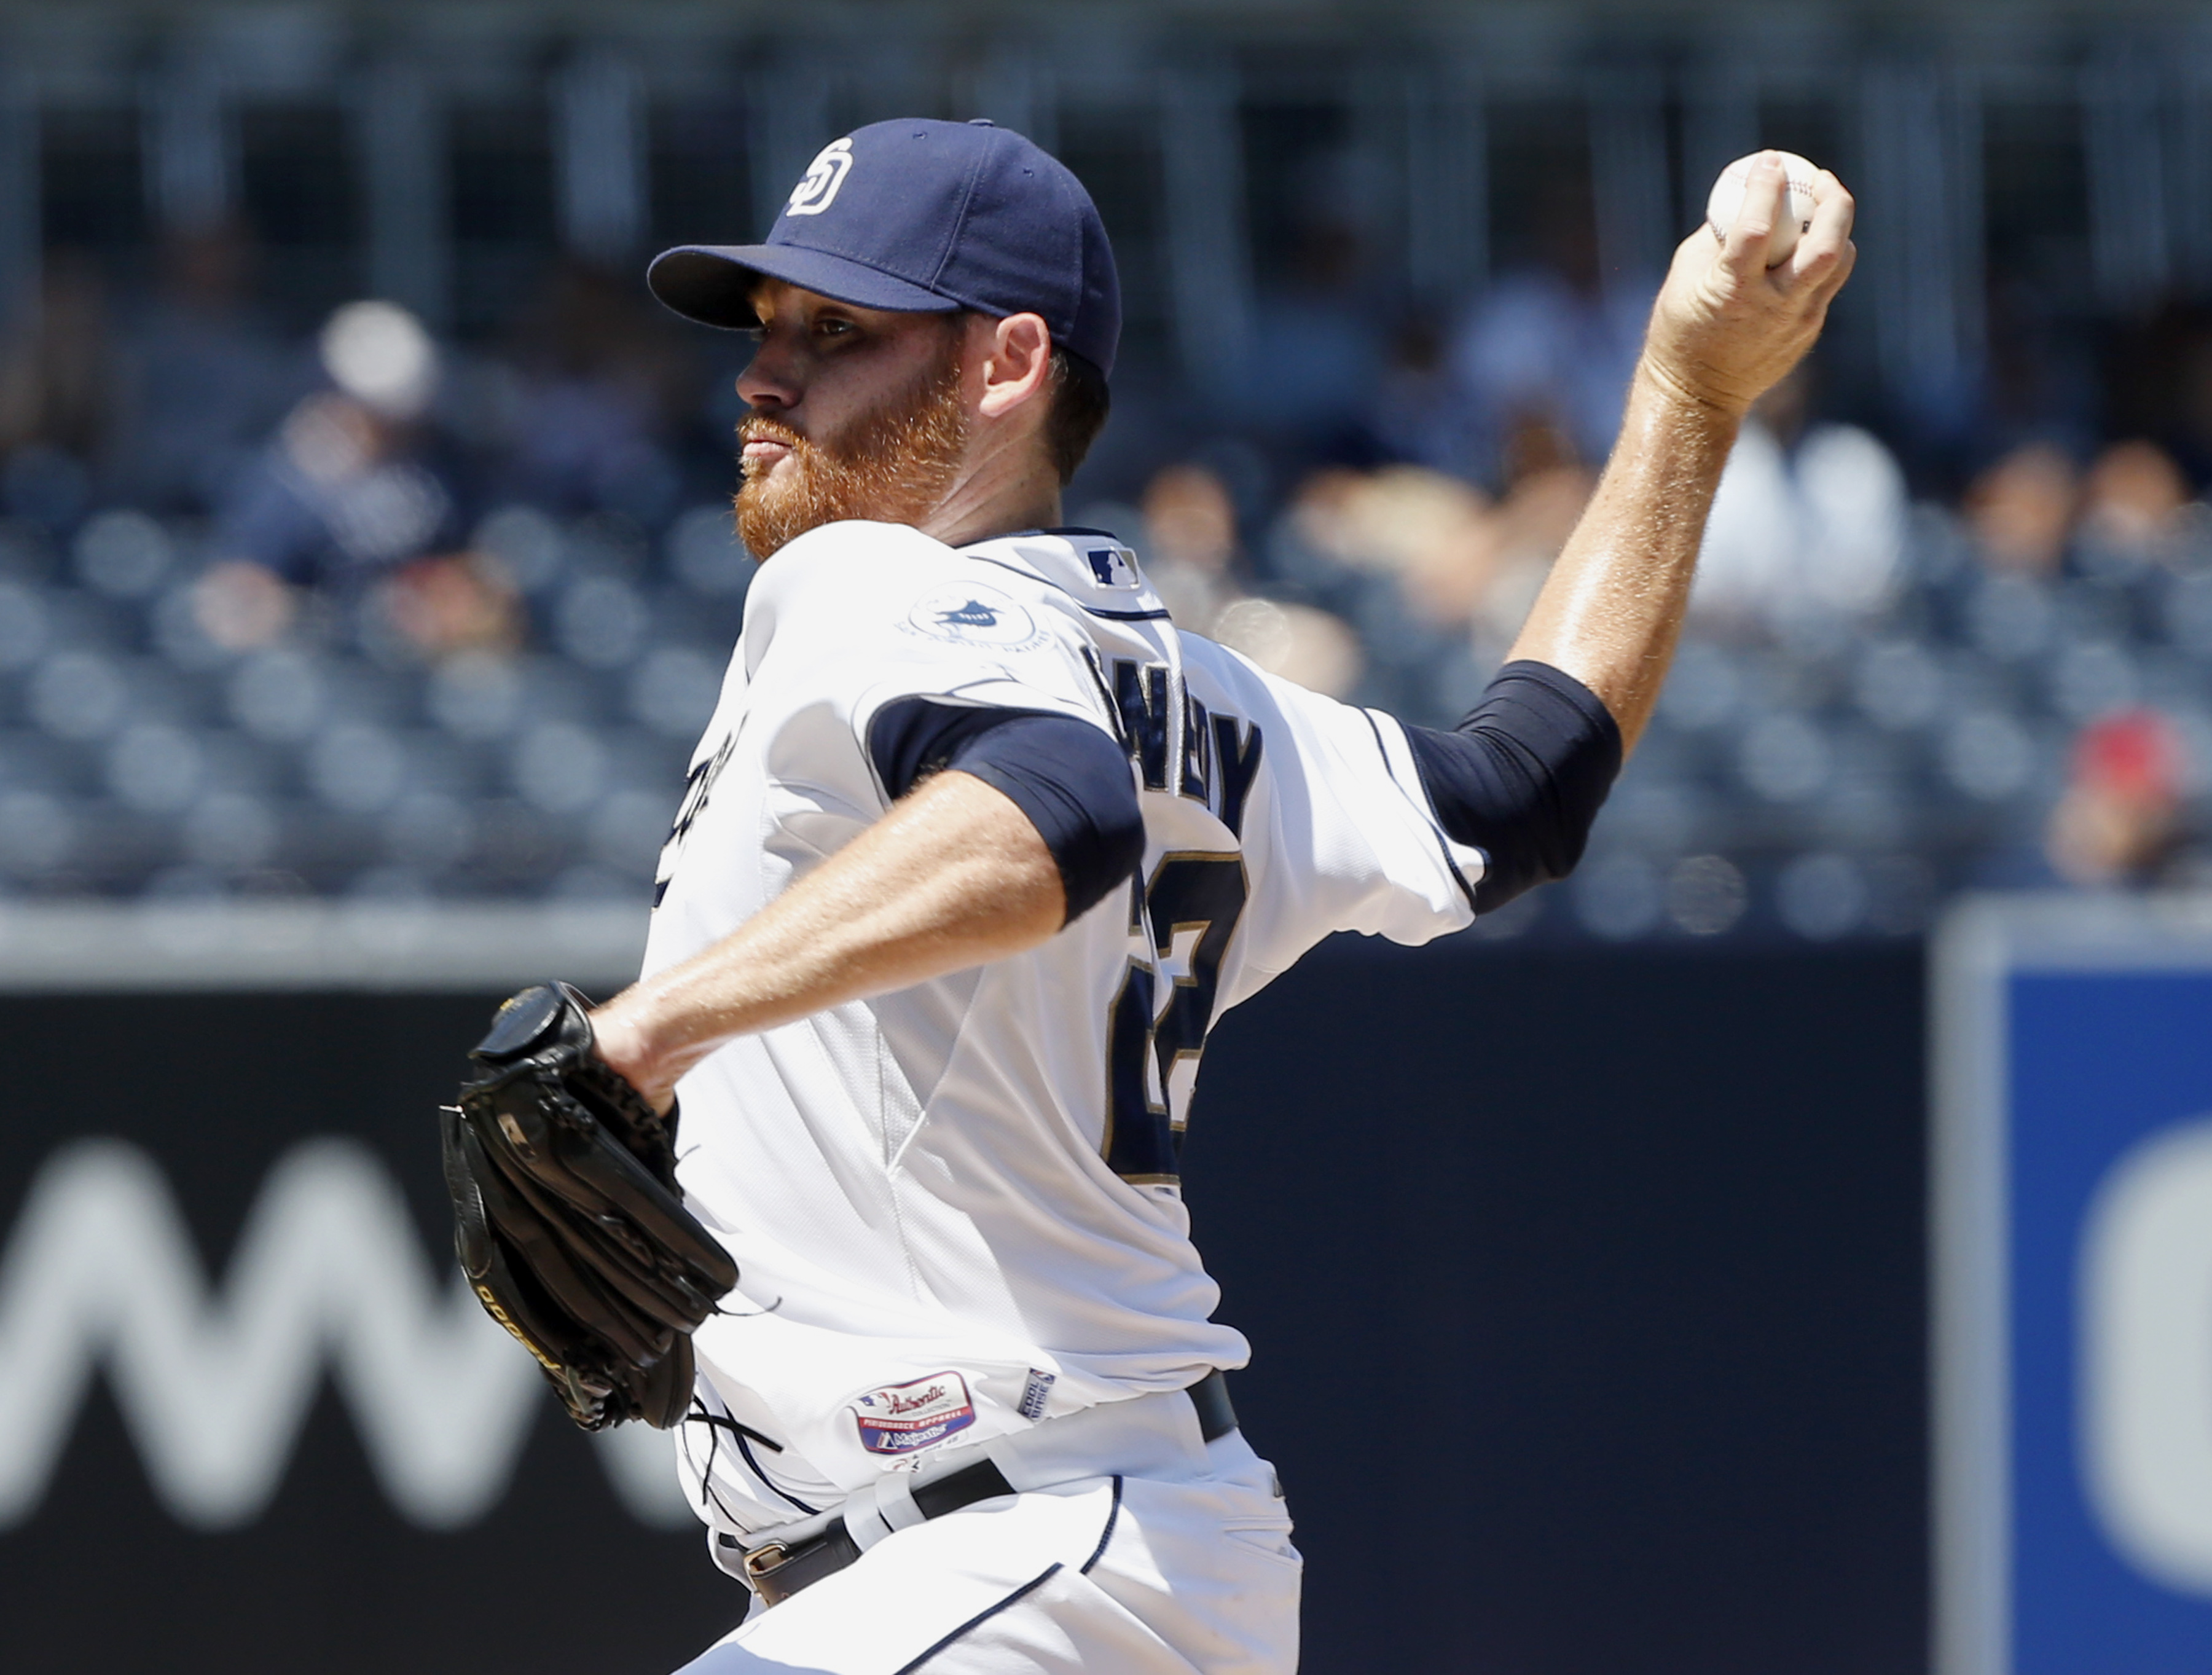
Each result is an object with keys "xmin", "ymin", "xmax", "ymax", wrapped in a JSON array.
[{"xmin": 1641, "ymin": 152, "xmax": 1856, "ymax": 420}]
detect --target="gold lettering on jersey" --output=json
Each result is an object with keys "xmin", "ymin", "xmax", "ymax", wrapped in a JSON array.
[
  {"xmin": 1113, "ymin": 660, "xmax": 1173, "ymax": 791},
  {"xmin": 1180, "ymin": 694, "xmax": 1212, "ymax": 809},
  {"xmin": 1108, "ymin": 658, "xmax": 1265, "ymax": 840},
  {"xmin": 1211, "ymin": 713, "xmax": 1264, "ymax": 840}
]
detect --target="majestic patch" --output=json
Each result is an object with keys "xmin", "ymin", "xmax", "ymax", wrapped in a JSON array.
[
  {"xmin": 852, "ymin": 1371, "xmax": 976, "ymax": 1456},
  {"xmin": 900, "ymin": 584, "xmax": 1045, "ymax": 650},
  {"xmin": 1084, "ymin": 546, "xmax": 1142, "ymax": 590}
]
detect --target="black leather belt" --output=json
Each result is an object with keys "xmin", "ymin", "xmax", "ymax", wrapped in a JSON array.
[{"xmin": 728, "ymin": 1371, "xmax": 1238, "ymax": 1608}]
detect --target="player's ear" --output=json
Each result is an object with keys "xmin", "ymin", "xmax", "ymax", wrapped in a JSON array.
[{"xmin": 976, "ymin": 312, "xmax": 1053, "ymax": 421}]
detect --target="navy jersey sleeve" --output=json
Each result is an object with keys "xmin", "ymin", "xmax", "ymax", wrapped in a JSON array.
[
  {"xmin": 867, "ymin": 698, "xmax": 1144, "ymax": 925},
  {"xmin": 1401, "ymin": 661, "xmax": 1623, "ymax": 913}
]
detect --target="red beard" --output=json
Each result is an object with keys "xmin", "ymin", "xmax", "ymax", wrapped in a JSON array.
[{"xmin": 734, "ymin": 342, "xmax": 970, "ymax": 559}]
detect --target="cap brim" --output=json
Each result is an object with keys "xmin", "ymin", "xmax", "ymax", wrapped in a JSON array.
[{"xmin": 646, "ymin": 245, "xmax": 962, "ymax": 329}]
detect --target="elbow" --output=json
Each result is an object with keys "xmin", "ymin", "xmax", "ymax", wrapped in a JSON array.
[
  {"xmin": 1468, "ymin": 794, "xmax": 1601, "ymax": 914},
  {"xmin": 1403, "ymin": 661, "xmax": 1625, "ymax": 917}
]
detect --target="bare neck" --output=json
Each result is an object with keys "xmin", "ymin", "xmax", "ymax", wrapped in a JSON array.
[{"xmin": 919, "ymin": 432, "xmax": 1064, "ymax": 549}]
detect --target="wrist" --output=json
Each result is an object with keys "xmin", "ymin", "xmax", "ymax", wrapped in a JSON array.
[
  {"xmin": 1632, "ymin": 355, "xmax": 1752, "ymax": 429},
  {"xmin": 1628, "ymin": 360, "xmax": 1750, "ymax": 460},
  {"xmin": 588, "ymin": 999, "xmax": 677, "ymax": 1113}
]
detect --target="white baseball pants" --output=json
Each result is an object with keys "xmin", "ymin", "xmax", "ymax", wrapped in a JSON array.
[{"xmin": 672, "ymin": 1431, "xmax": 1300, "ymax": 1675}]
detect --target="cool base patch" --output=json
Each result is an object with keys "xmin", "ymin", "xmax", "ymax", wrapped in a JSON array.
[
  {"xmin": 851, "ymin": 1371, "xmax": 977, "ymax": 1456},
  {"xmin": 1018, "ymin": 1367, "xmax": 1057, "ymax": 1421}
]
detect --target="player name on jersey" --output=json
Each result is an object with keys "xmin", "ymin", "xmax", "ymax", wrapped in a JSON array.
[{"xmin": 1089, "ymin": 650, "xmax": 1265, "ymax": 839}]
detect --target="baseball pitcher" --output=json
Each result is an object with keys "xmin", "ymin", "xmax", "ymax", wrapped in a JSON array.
[{"xmin": 440, "ymin": 122, "xmax": 1854, "ymax": 1673}]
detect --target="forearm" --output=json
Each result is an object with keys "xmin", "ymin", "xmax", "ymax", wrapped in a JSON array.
[
  {"xmin": 1505, "ymin": 364, "xmax": 1738, "ymax": 753},
  {"xmin": 592, "ymin": 769, "xmax": 1064, "ymax": 1107},
  {"xmin": 1507, "ymin": 154, "xmax": 1855, "ymax": 749}
]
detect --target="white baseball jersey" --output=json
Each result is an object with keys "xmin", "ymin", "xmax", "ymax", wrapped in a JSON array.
[{"xmin": 646, "ymin": 521, "xmax": 1481, "ymax": 1521}]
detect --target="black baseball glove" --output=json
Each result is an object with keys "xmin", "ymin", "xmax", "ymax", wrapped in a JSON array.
[{"xmin": 441, "ymin": 981, "xmax": 737, "ymax": 1431}]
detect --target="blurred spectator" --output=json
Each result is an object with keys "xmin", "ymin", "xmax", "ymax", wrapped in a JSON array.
[
  {"xmin": 1282, "ymin": 425, "xmax": 1590, "ymax": 651},
  {"xmin": 1964, "ymin": 274, "xmax": 2100, "ymax": 479},
  {"xmin": 366, "ymin": 552, "xmax": 524, "ymax": 662},
  {"xmin": 1447, "ymin": 205, "xmax": 1650, "ymax": 487},
  {"xmin": 2044, "ymin": 709, "xmax": 2194, "ymax": 887},
  {"xmin": 2176, "ymin": 320, "xmax": 2212, "ymax": 488},
  {"xmin": 0, "ymin": 251, "xmax": 125, "ymax": 524},
  {"xmin": 119, "ymin": 224, "xmax": 302, "ymax": 513},
  {"xmin": 1478, "ymin": 414, "xmax": 1595, "ymax": 645},
  {"xmin": 1965, "ymin": 442, "xmax": 2077, "ymax": 576},
  {"xmin": 1693, "ymin": 363, "xmax": 1908, "ymax": 637},
  {"xmin": 1364, "ymin": 312, "xmax": 1483, "ymax": 477},
  {"xmin": 192, "ymin": 558, "xmax": 300, "ymax": 653},
  {"xmin": 1270, "ymin": 453, "xmax": 1558, "ymax": 720},
  {"xmin": 1277, "ymin": 464, "xmax": 1491, "ymax": 629},
  {"xmin": 1237, "ymin": 147, "xmax": 1390, "ymax": 450},
  {"xmin": 2098, "ymin": 300, "xmax": 2212, "ymax": 486},
  {"xmin": 212, "ymin": 301, "xmax": 458, "ymax": 594},
  {"xmin": 487, "ymin": 261, "xmax": 688, "ymax": 524},
  {"xmin": 1141, "ymin": 463, "xmax": 1242, "ymax": 629},
  {"xmin": 2077, "ymin": 439, "xmax": 2196, "ymax": 571},
  {"xmin": 1139, "ymin": 461, "xmax": 1362, "ymax": 698}
]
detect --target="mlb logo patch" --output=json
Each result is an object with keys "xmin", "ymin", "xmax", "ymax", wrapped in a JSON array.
[
  {"xmin": 851, "ymin": 1371, "xmax": 977, "ymax": 1456},
  {"xmin": 1086, "ymin": 547, "xmax": 1141, "ymax": 589}
]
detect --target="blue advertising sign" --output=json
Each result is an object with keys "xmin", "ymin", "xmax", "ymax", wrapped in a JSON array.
[{"xmin": 1936, "ymin": 897, "xmax": 2212, "ymax": 1675}]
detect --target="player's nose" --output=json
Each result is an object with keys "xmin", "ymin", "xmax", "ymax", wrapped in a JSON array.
[{"xmin": 736, "ymin": 342, "xmax": 801, "ymax": 413}]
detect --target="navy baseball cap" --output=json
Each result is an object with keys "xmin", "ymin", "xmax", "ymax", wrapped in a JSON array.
[{"xmin": 648, "ymin": 117, "xmax": 1121, "ymax": 378}]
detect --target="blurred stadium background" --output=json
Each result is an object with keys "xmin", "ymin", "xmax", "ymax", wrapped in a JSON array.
[
  {"xmin": 0, "ymin": 0, "xmax": 2208, "ymax": 927},
  {"xmin": 5, "ymin": 1, "xmax": 2212, "ymax": 1671}
]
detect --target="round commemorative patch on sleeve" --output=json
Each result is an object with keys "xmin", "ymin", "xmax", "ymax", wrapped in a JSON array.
[{"xmin": 898, "ymin": 583, "xmax": 1047, "ymax": 651}]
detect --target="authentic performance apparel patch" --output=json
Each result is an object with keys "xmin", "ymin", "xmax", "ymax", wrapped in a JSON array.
[{"xmin": 851, "ymin": 1371, "xmax": 978, "ymax": 1456}]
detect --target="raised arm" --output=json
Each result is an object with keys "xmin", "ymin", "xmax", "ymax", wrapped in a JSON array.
[
  {"xmin": 1509, "ymin": 154, "xmax": 1856, "ymax": 752},
  {"xmin": 1398, "ymin": 157, "xmax": 1854, "ymax": 914}
]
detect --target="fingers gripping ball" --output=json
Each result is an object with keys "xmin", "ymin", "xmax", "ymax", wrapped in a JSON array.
[
  {"xmin": 442, "ymin": 982, "xmax": 738, "ymax": 1430},
  {"xmin": 1706, "ymin": 151, "xmax": 1820, "ymax": 267}
]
